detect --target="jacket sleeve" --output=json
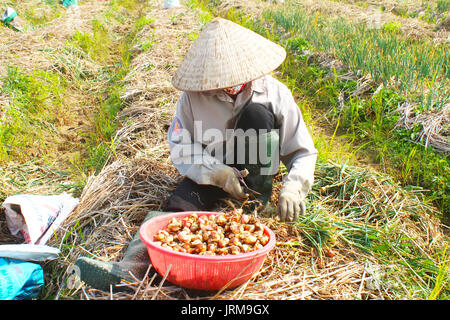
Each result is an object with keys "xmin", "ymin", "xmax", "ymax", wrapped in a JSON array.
[
  {"xmin": 168, "ymin": 92, "xmax": 222, "ymax": 184},
  {"xmin": 275, "ymin": 85, "xmax": 318, "ymax": 200}
]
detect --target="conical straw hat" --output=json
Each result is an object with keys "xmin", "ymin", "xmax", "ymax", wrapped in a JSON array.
[{"xmin": 172, "ymin": 17, "xmax": 286, "ymax": 92}]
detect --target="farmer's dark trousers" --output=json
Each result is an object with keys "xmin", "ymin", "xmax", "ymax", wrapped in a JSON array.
[{"xmin": 163, "ymin": 103, "xmax": 276, "ymax": 212}]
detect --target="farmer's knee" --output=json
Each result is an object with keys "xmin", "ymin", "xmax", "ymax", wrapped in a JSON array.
[{"xmin": 235, "ymin": 103, "xmax": 275, "ymax": 132}]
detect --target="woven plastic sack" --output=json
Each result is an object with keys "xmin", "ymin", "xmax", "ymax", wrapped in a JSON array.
[
  {"xmin": 0, "ymin": 258, "xmax": 44, "ymax": 300},
  {"xmin": 2, "ymin": 193, "xmax": 79, "ymax": 245}
]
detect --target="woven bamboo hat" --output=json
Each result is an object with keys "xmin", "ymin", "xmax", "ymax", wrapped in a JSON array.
[{"xmin": 172, "ymin": 17, "xmax": 286, "ymax": 92}]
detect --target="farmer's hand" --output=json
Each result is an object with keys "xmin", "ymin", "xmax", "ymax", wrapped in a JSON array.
[
  {"xmin": 277, "ymin": 183, "xmax": 306, "ymax": 222},
  {"xmin": 208, "ymin": 164, "xmax": 248, "ymax": 200}
]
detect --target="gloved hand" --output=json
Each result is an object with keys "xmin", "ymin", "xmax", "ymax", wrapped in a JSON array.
[
  {"xmin": 208, "ymin": 164, "xmax": 248, "ymax": 200},
  {"xmin": 277, "ymin": 183, "xmax": 306, "ymax": 222}
]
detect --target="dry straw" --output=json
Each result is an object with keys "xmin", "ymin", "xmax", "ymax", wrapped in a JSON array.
[{"xmin": 396, "ymin": 102, "xmax": 450, "ymax": 155}]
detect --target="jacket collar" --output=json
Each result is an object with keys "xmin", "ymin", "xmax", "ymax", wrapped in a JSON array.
[{"xmin": 250, "ymin": 76, "xmax": 266, "ymax": 94}]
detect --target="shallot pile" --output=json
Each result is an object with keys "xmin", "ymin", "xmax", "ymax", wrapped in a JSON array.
[{"xmin": 153, "ymin": 210, "xmax": 269, "ymax": 255}]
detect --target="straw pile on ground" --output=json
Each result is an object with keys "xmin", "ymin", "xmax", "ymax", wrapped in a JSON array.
[
  {"xmin": 395, "ymin": 102, "xmax": 450, "ymax": 155},
  {"xmin": 39, "ymin": 1, "xmax": 448, "ymax": 300}
]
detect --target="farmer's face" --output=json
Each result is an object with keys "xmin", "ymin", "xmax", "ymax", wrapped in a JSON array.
[{"xmin": 223, "ymin": 83, "xmax": 246, "ymax": 95}]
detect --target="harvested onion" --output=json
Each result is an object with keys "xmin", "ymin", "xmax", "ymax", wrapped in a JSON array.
[{"xmin": 153, "ymin": 209, "xmax": 269, "ymax": 255}]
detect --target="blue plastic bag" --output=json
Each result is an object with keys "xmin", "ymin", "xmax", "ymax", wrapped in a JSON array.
[
  {"xmin": 62, "ymin": 0, "xmax": 78, "ymax": 8},
  {"xmin": 1, "ymin": 7, "xmax": 18, "ymax": 25},
  {"xmin": 0, "ymin": 258, "xmax": 44, "ymax": 300}
]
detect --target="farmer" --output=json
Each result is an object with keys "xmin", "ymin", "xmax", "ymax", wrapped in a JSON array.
[{"xmin": 74, "ymin": 17, "xmax": 317, "ymax": 291}]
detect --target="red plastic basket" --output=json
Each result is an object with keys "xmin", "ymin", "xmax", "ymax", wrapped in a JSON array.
[{"xmin": 139, "ymin": 211, "xmax": 276, "ymax": 291}]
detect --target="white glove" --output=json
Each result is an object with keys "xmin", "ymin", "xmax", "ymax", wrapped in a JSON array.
[
  {"xmin": 277, "ymin": 183, "xmax": 306, "ymax": 222},
  {"xmin": 207, "ymin": 164, "xmax": 248, "ymax": 200}
]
